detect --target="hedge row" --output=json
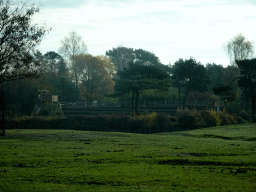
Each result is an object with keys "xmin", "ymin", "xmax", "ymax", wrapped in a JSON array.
[
  {"xmin": 6, "ymin": 114, "xmax": 176, "ymax": 134},
  {"xmin": 5, "ymin": 109, "xmax": 249, "ymax": 134}
]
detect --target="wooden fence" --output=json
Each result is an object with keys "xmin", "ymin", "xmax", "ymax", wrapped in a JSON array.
[
  {"xmin": 61, "ymin": 100, "xmax": 218, "ymax": 116},
  {"xmin": 61, "ymin": 100, "xmax": 217, "ymax": 108}
]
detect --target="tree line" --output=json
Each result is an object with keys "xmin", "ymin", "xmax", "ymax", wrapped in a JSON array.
[
  {"xmin": 1, "ymin": 0, "xmax": 256, "ymax": 124},
  {"xmin": 1, "ymin": 41, "xmax": 250, "ymax": 116}
]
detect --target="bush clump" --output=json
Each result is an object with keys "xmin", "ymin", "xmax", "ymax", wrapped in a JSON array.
[
  {"xmin": 176, "ymin": 108, "xmax": 246, "ymax": 128},
  {"xmin": 176, "ymin": 108, "xmax": 198, "ymax": 130},
  {"xmin": 188, "ymin": 109, "xmax": 216, "ymax": 128},
  {"xmin": 238, "ymin": 110, "xmax": 251, "ymax": 122},
  {"xmin": 153, "ymin": 115, "xmax": 175, "ymax": 133},
  {"xmin": 6, "ymin": 107, "xmax": 248, "ymax": 134}
]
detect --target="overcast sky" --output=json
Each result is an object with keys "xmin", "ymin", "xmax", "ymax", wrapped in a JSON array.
[{"xmin": 32, "ymin": 0, "xmax": 256, "ymax": 66}]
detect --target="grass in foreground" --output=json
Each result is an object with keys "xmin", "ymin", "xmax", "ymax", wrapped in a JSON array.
[{"xmin": 0, "ymin": 124, "xmax": 256, "ymax": 191}]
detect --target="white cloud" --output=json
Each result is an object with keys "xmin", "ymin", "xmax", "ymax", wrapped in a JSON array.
[{"xmin": 33, "ymin": 0, "xmax": 256, "ymax": 66}]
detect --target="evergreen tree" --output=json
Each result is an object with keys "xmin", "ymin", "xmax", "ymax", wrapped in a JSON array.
[
  {"xmin": 236, "ymin": 58, "xmax": 256, "ymax": 122},
  {"xmin": 114, "ymin": 61, "xmax": 171, "ymax": 114},
  {"xmin": 171, "ymin": 58, "xmax": 211, "ymax": 105}
]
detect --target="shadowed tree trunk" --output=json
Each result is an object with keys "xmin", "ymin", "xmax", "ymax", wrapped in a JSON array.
[
  {"xmin": 131, "ymin": 89, "xmax": 135, "ymax": 113},
  {"xmin": 183, "ymin": 87, "xmax": 191, "ymax": 106},
  {"xmin": 1, "ymin": 86, "xmax": 5, "ymax": 136},
  {"xmin": 131, "ymin": 88, "xmax": 140, "ymax": 115},
  {"xmin": 252, "ymin": 96, "xmax": 255, "ymax": 123},
  {"xmin": 135, "ymin": 88, "xmax": 139, "ymax": 115}
]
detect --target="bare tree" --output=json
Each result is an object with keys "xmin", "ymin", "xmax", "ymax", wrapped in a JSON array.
[
  {"xmin": 0, "ymin": 0, "xmax": 50, "ymax": 83},
  {"xmin": 224, "ymin": 33, "xmax": 254, "ymax": 65},
  {"xmin": 58, "ymin": 31, "xmax": 87, "ymax": 87}
]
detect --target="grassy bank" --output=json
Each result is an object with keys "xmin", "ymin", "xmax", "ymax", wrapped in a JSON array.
[{"xmin": 0, "ymin": 124, "xmax": 256, "ymax": 191}]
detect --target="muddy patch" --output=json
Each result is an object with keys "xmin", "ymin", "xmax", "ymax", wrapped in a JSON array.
[{"xmin": 175, "ymin": 153, "xmax": 207, "ymax": 157}]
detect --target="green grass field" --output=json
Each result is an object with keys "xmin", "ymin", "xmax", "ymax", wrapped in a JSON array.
[{"xmin": 0, "ymin": 124, "xmax": 256, "ymax": 191}]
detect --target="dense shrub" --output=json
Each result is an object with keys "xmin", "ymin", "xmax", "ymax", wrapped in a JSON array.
[
  {"xmin": 234, "ymin": 114, "xmax": 244, "ymax": 124},
  {"xmin": 6, "ymin": 107, "xmax": 248, "ymax": 134},
  {"xmin": 176, "ymin": 108, "xmax": 246, "ymax": 128},
  {"xmin": 104, "ymin": 115, "xmax": 129, "ymax": 132},
  {"xmin": 177, "ymin": 114, "xmax": 198, "ymax": 129},
  {"xmin": 238, "ymin": 110, "xmax": 251, "ymax": 122},
  {"xmin": 189, "ymin": 109, "xmax": 216, "ymax": 128},
  {"xmin": 153, "ymin": 115, "xmax": 175, "ymax": 133},
  {"xmin": 218, "ymin": 109, "xmax": 235, "ymax": 125},
  {"xmin": 225, "ymin": 101, "xmax": 242, "ymax": 114},
  {"xmin": 210, "ymin": 108, "xmax": 242, "ymax": 126},
  {"xmin": 130, "ymin": 112, "xmax": 157, "ymax": 127},
  {"xmin": 129, "ymin": 112, "xmax": 157, "ymax": 133},
  {"xmin": 176, "ymin": 108, "xmax": 198, "ymax": 129},
  {"xmin": 201, "ymin": 110, "xmax": 216, "ymax": 127}
]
